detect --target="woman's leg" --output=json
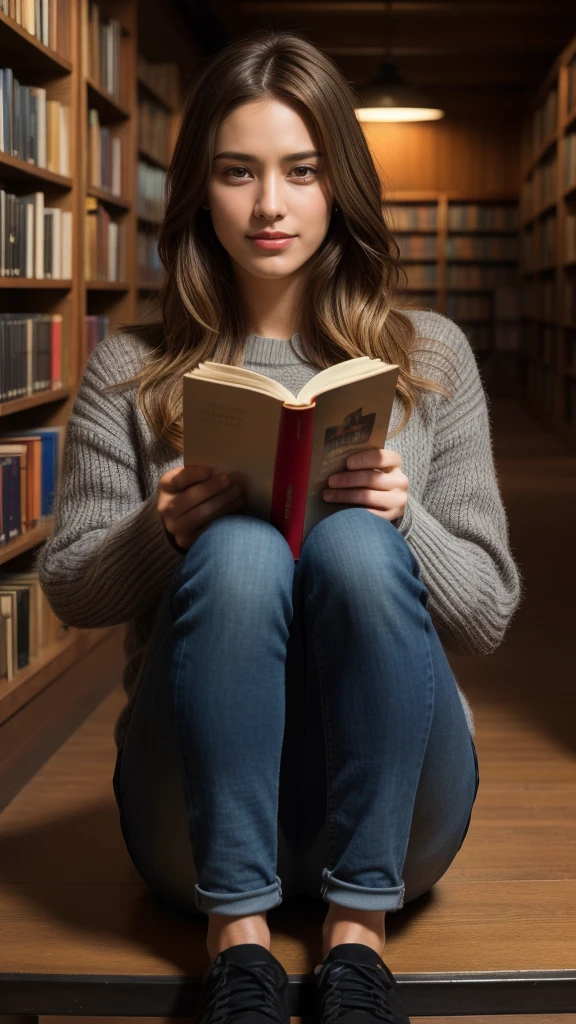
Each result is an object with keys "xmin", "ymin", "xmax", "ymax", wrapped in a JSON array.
[
  {"xmin": 112, "ymin": 513, "xmax": 302, "ymax": 946},
  {"xmin": 286, "ymin": 507, "xmax": 479, "ymax": 943}
]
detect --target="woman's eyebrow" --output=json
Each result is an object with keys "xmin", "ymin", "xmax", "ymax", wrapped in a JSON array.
[{"xmin": 213, "ymin": 150, "xmax": 323, "ymax": 161}]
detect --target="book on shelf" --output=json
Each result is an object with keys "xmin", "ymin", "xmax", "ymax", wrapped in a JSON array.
[
  {"xmin": 0, "ymin": 585, "xmax": 29, "ymax": 673},
  {"xmin": 0, "ymin": 571, "xmax": 67, "ymax": 682},
  {"xmin": 88, "ymin": 108, "xmax": 122, "ymax": 195},
  {"xmin": 0, "ymin": 313, "xmax": 63, "ymax": 400},
  {"xmin": 138, "ymin": 95, "xmax": 170, "ymax": 165},
  {"xmin": 0, "ymin": 70, "xmax": 70, "ymax": 174},
  {"xmin": 0, "ymin": 0, "xmax": 72, "ymax": 58},
  {"xmin": 85, "ymin": 195, "xmax": 124, "ymax": 281},
  {"xmin": 182, "ymin": 356, "xmax": 399, "ymax": 559},
  {"xmin": 85, "ymin": 3, "xmax": 121, "ymax": 102},
  {"xmin": 1, "ymin": 427, "xmax": 63, "ymax": 520},
  {"xmin": 0, "ymin": 189, "xmax": 72, "ymax": 278}
]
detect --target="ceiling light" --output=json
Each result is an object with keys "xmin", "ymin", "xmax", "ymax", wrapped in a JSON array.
[{"xmin": 355, "ymin": 60, "xmax": 445, "ymax": 124}]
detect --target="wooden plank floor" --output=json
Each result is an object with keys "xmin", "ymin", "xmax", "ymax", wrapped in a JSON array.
[{"xmin": 0, "ymin": 395, "xmax": 575, "ymax": 1022}]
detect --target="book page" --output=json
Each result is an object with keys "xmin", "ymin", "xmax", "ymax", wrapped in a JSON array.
[
  {"xmin": 182, "ymin": 375, "xmax": 285, "ymax": 519},
  {"xmin": 302, "ymin": 366, "xmax": 399, "ymax": 541}
]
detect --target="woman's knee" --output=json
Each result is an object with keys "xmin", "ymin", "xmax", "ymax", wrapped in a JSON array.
[
  {"xmin": 298, "ymin": 508, "xmax": 416, "ymax": 601},
  {"xmin": 172, "ymin": 513, "xmax": 295, "ymax": 606}
]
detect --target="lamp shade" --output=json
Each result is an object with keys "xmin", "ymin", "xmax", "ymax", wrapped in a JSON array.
[{"xmin": 355, "ymin": 61, "xmax": 445, "ymax": 122}]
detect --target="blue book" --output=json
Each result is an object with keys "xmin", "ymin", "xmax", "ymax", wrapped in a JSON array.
[{"xmin": 1, "ymin": 426, "xmax": 63, "ymax": 517}]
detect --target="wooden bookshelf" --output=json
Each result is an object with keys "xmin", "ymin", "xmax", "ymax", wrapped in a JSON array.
[
  {"xmin": 385, "ymin": 192, "xmax": 520, "ymax": 389},
  {"xmin": 0, "ymin": 0, "xmax": 202, "ymax": 803},
  {"xmin": 519, "ymin": 31, "xmax": 576, "ymax": 452}
]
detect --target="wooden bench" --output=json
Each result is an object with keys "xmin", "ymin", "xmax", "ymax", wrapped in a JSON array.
[{"xmin": 1, "ymin": 397, "xmax": 576, "ymax": 1021}]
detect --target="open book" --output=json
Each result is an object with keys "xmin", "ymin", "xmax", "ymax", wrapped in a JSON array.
[{"xmin": 182, "ymin": 356, "xmax": 399, "ymax": 559}]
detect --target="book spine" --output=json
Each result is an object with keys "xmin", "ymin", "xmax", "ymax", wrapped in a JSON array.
[{"xmin": 270, "ymin": 404, "xmax": 315, "ymax": 559}]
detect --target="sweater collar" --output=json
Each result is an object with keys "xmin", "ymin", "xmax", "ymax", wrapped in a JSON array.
[{"xmin": 243, "ymin": 331, "xmax": 310, "ymax": 366}]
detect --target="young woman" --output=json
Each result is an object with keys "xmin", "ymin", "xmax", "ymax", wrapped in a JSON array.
[{"xmin": 36, "ymin": 28, "xmax": 523, "ymax": 1024}]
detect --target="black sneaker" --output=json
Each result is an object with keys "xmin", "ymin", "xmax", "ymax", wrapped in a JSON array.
[
  {"xmin": 314, "ymin": 942, "xmax": 411, "ymax": 1024},
  {"xmin": 195, "ymin": 943, "xmax": 290, "ymax": 1024}
]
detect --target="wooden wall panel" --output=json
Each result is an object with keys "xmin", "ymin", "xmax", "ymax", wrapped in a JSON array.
[{"xmin": 362, "ymin": 114, "xmax": 522, "ymax": 196}]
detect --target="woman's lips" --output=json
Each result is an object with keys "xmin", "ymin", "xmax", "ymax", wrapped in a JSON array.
[{"xmin": 248, "ymin": 236, "xmax": 296, "ymax": 250}]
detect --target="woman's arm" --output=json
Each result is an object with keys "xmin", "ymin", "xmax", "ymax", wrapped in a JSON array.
[
  {"xmin": 396, "ymin": 315, "xmax": 525, "ymax": 656},
  {"xmin": 34, "ymin": 337, "xmax": 185, "ymax": 629}
]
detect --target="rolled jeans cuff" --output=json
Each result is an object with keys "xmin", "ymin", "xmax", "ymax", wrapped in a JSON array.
[
  {"xmin": 321, "ymin": 867, "xmax": 406, "ymax": 912},
  {"xmin": 194, "ymin": 873, "xmax": 283, "ymax": 915}
]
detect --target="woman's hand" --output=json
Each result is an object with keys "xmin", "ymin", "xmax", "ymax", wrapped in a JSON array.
[
  {"xmin": 322, "ymin": 448, "xmax": 408, "ymax": 522},
  {"xmin": 157, "ymin": 464, "xmax": 244, "ymax": 551}
]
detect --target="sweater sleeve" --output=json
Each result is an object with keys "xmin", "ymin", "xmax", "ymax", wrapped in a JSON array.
[
  {"xmin": 395, "ymin": 316, "xmax": 524, "ymax": 656},
  {"xmin": 34, "ymin": 339, "xmax": 185, "ymax": 629}
]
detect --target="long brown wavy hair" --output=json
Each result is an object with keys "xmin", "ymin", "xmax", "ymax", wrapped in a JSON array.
[{"xmin": 107, "ymin": 29, "xmax": 453, "ymax": 451}]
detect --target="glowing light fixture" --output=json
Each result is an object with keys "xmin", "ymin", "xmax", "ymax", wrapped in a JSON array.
[
  {"xmin": 354, "ymin": 2, "xmax": 445, "ymax": 123},
  {"xmin": 355, "ymin": 60, "xmax": 445, "ymax": 122}
]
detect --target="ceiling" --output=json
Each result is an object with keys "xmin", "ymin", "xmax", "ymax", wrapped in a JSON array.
[{"xmin": 174, "ymin": 0, "xmax": 576, "ymax": 114}]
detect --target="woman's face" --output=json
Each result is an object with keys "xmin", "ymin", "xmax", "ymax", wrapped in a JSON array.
[{"xmin": 206, "ymin": 97, "xmax": 334, "ymax": 281}]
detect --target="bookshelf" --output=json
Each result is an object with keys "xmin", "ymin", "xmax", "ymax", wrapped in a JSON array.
[
  {"xmin": 519, "ymin": 31, "xmax": 576, "ymax": 451},
  {"xmin": 0, "ymin": 0, "xmax": 197, "ymax": 797},
  {"xmin": 385, "ymin": 192, "xmax": 521, "ymax": 390}
]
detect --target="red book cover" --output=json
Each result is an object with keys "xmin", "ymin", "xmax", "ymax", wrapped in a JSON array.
[
  {"xmin": 51, "ymin": 315, "xmax": 62, "ymax": 388},
  {"xmin": 270, "ymin": 405, "xmax": 316, "ymax": 558}
]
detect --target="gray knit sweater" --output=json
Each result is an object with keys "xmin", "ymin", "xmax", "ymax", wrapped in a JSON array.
[{"xmin": 34, "ymin": 310, "xmax": 523, "ymax": 750}]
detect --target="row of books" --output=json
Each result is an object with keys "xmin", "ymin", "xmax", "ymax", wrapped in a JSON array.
[
  {"xmin": 567, "ymin": 56, "xmax": 576, "ymax": 117},
  {"xmin": 0, "ymin": 426, "xmax": 62, "ymax": 542},
  {"xmin": 87, "ymin": 108, "xmax": 122, "ymax": 195},
  {"xmin": 86, "ymin": 314, "xmax": 109, "ymax": 357},
  {"xmin": 0, "ymin": 569, "xmax": 68, "ymax": 680},
  {"xmin": 561, "ymin": 331, "xmax": 569, "ymax": 368},
  {"xmin": 446, "ymin": 295, "xmax": 492, "ymax": 319},
  {"xmin": 386, "ymin": 204, "xmax": 437, "ymax": 230},
  {"xmin": 492, "ymin": 324, "xmax": 521, "ymax": 351},
  {"xmin": 137, "ymin": 227, "xmax": 163, "ymax": 288},
  {"xmin": 447, "ymin": 204, "xmax": 518, "ymax": 231},
  {"xmin": 444, "ymin": 290, "xmax": 521, "ymax": 323},
  {"xmin": 523, "ymin": 360, "xmax": 556, "ymax": 413},
  {"xmin": 566, "ymin": 376, "xmax": 576, "ymax": 425},
  {"xmin": 566, "ymin": 211, "xmax": 576, "ymax": 262},
  {"xmin": 445, "ymin": 236, "xmax": 518, "ymax": 260},
  {"xmin": 138, "ymin": 96, "xmax": 171, "ymax": 167},
  {"xmin": 520, "ymin": 324, "xmax": 556, "ymax": 367},
  {"xmin": 398, "ymin": 292, "xmax": 436, "ymax": 309},
  {"xmin": 494, "ymin": 285, "xmax": 520, "ymax": 319},
  {"xmin": 85, "ymin": 2, "xmax": 122, "ymax": 104},
  {"xmin": 462, "ymin": 323, "xmax": 491, "ymax": 353},
  {"xmin": 396, "ymin": 236, "xmax": 436, "ymax": 259},
  {"xmin": 0, "ymin": 313, "xmax": 63, "ymax": 402},
  {"xmin": 387, "ymin": 203, "xmax": 520, "ymax": 233},
  {"xmin": 529, "ymin": 88, "xmax": 558, "ymax": 160},
  {"xmin": 0, "ymin": 69, "xmax": 70, "ymax": 175},
  {"xmin": 522, "ymin": 214, "xmax": 556, "ymax": 270},
  {"xmin": 521, "ymin": 278, "xmax": 557, "ymax": 320},
  {"xmin": 565, "ymin": 131, "xmax": 576, "ymax": 190},
  {"xmin": 447, "ymin": 264, "xmax": 519, "ymax": 287},
  {"xmin": 137, "ymin": 160, "xmax": 166, "ymax": 223},
  {"xmin": 564, "ymin": 281, "xmax": 576, "ymax": 325},
  {"xmin": 137, "ymin": 54, "xmax": 178, "ymax": 112},
  {"xmin": 0, "ymin": 189, "xmax": 72, "ymax": 278},
  {"xmin": 522, "ymin": 154, "xmax": 557, "ymax": 218},
  {"xmin": 460, "ymin": 323, "xmax": 520, "ymax": 354},
  {"xmin": 0, "ymin": 0, "xmax": 71, "ymax": 59},
  {"xmin": 85, "ymin": 196, "xmax": 125, "ymax": 282},
  {"xmin": 402, "ymin": 265, "xmax": 437, "ymax": 288}
]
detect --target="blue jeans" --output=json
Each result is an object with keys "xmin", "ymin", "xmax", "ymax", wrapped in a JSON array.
[{"xmin": 113, "ymin": 508, "xmax": 479, "ymax": 917}]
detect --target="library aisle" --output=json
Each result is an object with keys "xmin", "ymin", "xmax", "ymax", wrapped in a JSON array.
[
  {"xmin": 0, "ymin": 0, "xmax": 575, "ymax": 1020},
  {"xmin": 0, "ymin": 393, "xmax": 574, "ymax": 1020}
]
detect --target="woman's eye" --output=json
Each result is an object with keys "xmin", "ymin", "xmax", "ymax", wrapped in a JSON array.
[{"xmin": 224, "ymin": 165, "xmax": 318, "ymax": 181}]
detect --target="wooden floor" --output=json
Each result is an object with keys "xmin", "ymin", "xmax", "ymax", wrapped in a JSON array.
[{"xmin": 0, "ymin": 395, "xmax": 575, "ymax": 1023}]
